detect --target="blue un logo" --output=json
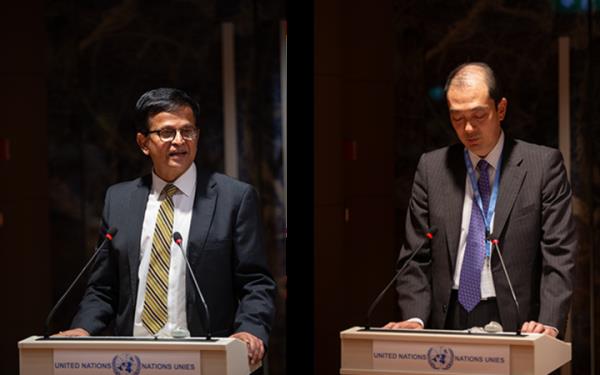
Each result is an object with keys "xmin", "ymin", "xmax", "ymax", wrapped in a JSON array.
[
  {"xmin": 427, "ymin": 346, "xmax": 454, "ymax": 370},
  {"xmin": 112, "ymin": 353, "xmax": 141, "ymax": 375}
]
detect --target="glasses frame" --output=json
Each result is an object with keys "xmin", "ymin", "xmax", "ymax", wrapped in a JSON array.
[{"xmin": 146, "ymin": 126, "xmax": 199, "ymax": 142}]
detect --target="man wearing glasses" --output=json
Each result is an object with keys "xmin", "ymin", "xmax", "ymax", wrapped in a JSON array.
[{"xmin": 57, "ymin": 88, "xmax": 276, "ymax": 367}]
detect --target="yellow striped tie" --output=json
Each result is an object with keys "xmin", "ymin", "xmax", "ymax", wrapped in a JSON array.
[{"xmin": 141, "ymin": 183, "xmax": 178, "ymax": 335}]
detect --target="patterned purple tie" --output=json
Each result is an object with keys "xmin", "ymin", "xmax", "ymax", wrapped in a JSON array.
[{"xmin": 458, "ymin": 160, "xmax": 491, "ymax": 312}]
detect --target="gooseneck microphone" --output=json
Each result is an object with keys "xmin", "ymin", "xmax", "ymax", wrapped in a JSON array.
[
  {"xmin": 44, "ymin": 227, "xmax": 118, "ymax": 339},
  {"xmin": 173, "ymin": 232, "xmax": 212, "ymax": 341},
  {"xmin": 489, "ymin": 236, "xmax": 522, "ymax": 335},
  {"xmin": 365, "ymin": 226, "xmax": 437, "ymax": 330}
]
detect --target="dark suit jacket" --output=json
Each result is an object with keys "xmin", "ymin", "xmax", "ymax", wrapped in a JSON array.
[
  {"xmin": 72, "ymin": 168, "xmax": 276, "ymax": 345},
  {"xmin": 395, "ymin": 138, "xmax": 576, "ymax": 334}
]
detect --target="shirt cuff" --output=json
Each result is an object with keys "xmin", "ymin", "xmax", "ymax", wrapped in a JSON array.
[{"xmin": 407, "ymin": 318, "xmax": 424, "ymax": 328}]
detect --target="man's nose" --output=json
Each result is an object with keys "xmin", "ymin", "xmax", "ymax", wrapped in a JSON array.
[
  {"xmin": 171, "ymin": 130, "xmax": 185, "ymax": 144},
  {"xmin": 464, "ymin": 121, "xmax": 476, "ymax": 132}
]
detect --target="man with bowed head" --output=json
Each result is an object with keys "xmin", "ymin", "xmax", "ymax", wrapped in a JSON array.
[
  {"xmin": 385, "ymin": 62, "xmax": 576, "ymax": 337},
  {"xmin": 57, "ymin": 88, "xmax": 276, "ymax": 366}
]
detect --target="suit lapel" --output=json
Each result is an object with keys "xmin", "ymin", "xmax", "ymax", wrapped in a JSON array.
[
  {"xmin": 128, "ymin": 175, "xmax": 151, "ymax": 295},
  {"xmin": 493, "ymin": 138, "xmax": 526, "ymax": 239},
  {"xmin": 187, "ymin": 170, "xmax": 218, "ymax": 267},
  {"xmin": 445, "ymin": 145, "xmax": 467, "ymax": 270}
]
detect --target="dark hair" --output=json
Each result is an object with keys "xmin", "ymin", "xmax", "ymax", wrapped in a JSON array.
[
  {"xmin": 444, "ymin": 62, "xmax": 502, "ymax": 104},
  {"xmin": 134, "ymin": 88, "xmax": 200, "ymax": 133}
]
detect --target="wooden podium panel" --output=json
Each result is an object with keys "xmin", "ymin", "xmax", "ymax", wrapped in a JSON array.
[
  {"xmin": 340, "ymin": 327, "xmax": 571, "ymax": 375},
  {"xmin": 19, "ymin": 336, "xmax": 258, "ymax": 375}
]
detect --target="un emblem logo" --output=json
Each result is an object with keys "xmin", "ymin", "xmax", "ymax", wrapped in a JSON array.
[
  {"xmin": 112, "ymin": 353, "xmax": 141, "ymax": 375},
  {"xmin": 427, "ymin": 346, "xmax": 454, "ymax": 370}
]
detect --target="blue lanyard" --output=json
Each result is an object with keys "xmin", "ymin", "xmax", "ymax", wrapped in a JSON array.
[{"xmin": 463, "ymin": 149, "xmax": 502, "ymax": 258}]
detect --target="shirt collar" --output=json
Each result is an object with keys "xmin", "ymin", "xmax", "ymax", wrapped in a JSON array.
[
  {"xmin": 468, "ymin": 131, "xmax": 504, "ymax": 171},
  {"xmin": 151, "ymin": 163, "xmax": 197, "ymax": 198}
]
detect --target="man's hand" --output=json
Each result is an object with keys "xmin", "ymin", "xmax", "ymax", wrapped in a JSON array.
[
  {"xmin": 53, "ymin": 328, "xmax": 90, "ymax": 337},
  {"xmin": 520, "ymin": 321, "xmax": 558, "ymax": 337},
  {"xmin": 230, "ymin": 332, "xmax": 264, "ymax": 365},
  {"xmin": 382, "ymin": 321, "xmax": 424, "ymax": 330}
]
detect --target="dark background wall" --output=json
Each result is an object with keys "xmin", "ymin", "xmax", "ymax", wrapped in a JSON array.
[
  {"xmin": 1, "ymin": 1, "xmax": 286, "ymax": 374},
  {"xmin": 314, "ymin": 0, "xmax": 599, "ymax": 374},
  {"xmin": 314, "ymin": 1, "xmax": 395, "ymax": 374},
  {"xmin": 0, "ymin": 2, "xmax": 51, "ymax": 374}
]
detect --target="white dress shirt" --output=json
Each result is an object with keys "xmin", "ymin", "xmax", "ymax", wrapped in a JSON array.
[
  {"xmin": 452, "ymin": 131, "xmax": 504, "ymax": 298},
  {"xmin": 133, "ymin": 163, "xmax": 197, "ymax": 337}
]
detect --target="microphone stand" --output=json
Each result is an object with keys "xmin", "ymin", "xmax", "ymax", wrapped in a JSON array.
[
  {"xmin": 43, "ymin": 228, "xmax": 118, "ymax": 338},
  {"xmin": 365, "ymin": 227, "xmax": 436, "ymax": 330},
  {"xmin": 173, "ymin": 232, "xmax": 213, "ymax": 341},
  {"xmin": 490, "ymin": 237, "xmax": 522, "ymax": 336}
]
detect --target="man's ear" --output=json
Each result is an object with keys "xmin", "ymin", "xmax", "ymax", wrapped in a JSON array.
[
  {"xmin": 136, "ymin": 132, "xmax": 150, "ymax": 155},
  {"xmin": 497, "ymin": 97, "xmax": 508, "ymax": 121}
]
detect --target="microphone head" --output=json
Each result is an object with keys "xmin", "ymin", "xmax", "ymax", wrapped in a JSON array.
[
  {"xmin": 173, "ymin": 232, "xmax": 183, "ymax": 245},
  {"xmin": 425, "ymin": 226, "xmax": 438, "ymax": 239},
  {"xmin": 105, "ymin": 227, "xmax": 118, "ymax": 241}
]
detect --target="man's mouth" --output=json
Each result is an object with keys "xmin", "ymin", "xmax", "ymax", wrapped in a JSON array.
[{"xmin": 169, "ymin": 150, "xmax": 187, "ymax": 157}]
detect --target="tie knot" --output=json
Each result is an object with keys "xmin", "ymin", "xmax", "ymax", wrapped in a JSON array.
[
  {"xmin": 477, "ymin": 159, "xmax": 489, "ymax": 173},
  {"xmin": 163, "ymin": 184, "xmax": 178, "ymax": 198}
]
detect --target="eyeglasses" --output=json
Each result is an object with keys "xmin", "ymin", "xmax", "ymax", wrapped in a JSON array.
[{"xmin": 146, "ymin": 126, "xmax": 199, "ymax": 142}]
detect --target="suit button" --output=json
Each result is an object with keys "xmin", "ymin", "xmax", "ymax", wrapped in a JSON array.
[{"xmin": 443, "ymin": 304, "xmax": 448, "ymax": 313}]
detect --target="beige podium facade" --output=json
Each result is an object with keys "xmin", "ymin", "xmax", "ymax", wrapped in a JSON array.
[
  {"xmin": 19, "ymin": 336, "xmax": 258, "ymax": 375},
  {"xmin": 340, "ymin": 326, "xmax": 571, "ymax": 375}
]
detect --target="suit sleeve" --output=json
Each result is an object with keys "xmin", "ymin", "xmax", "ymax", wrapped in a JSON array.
[
  {"xmin": 537, "ymin": 149, "xmax": 576, "ymax": 334},
  {"xmin": 70, "ymin": 187, "xmax": 119, "ymax": 334},
  {"xmin": 395, "ymin": 153, "xmax": 433, "ymax": 324},
  {"xmin": 232, "ymin": 185, "xmax": 277, "ymax": 345}
]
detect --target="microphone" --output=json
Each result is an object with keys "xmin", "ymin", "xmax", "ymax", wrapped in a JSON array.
[
  {"xmin": 173, "ymin": 232, "xmax": 213, "ymax": 341},
  {"xmin": 489, "ymin": 235, "xmax": 522, "ymax": 335},
  {"xmin": 365, "ymin": 226, "xmax": 437, "ymax": 330},
  {"xmin": 44, "ymin": 227, "xmax": 118, "ymax": 338}
]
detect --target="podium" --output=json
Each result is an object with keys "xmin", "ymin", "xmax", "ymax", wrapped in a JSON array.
[
  {"xmin": 340, "ymin": 326, "xmax": 571, "ymax": 375},
  {"xmin": 19, "ymin": 336, "xmax": 259, "ymax": 375}
]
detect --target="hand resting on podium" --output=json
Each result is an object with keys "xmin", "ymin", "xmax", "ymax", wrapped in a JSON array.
[
  {"xmin": 53, "ymin": 328, "xmax": 90, "ymax": 337},
  {"xmin": 520, "ymin": 321, "xmax": 558, "ymax": 337},
  {"xmin": 230, "ymin": 331, "xmax": 264, "ymax": 366},
  {"xmin": 382, "ymin": 320, "xmax": 424, "ymax": 330}
]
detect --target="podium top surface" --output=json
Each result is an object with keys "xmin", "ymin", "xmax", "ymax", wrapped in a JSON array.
[
  {"xmin": 18, "ymin": 336, "xmax": 239, "ymax": 351},
  {"xmin": 340, "ymin": 326, "xmax": 570, "ymax": 347}
]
